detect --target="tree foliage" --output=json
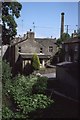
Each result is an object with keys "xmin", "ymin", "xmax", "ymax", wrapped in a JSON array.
[
  {"xmin": 2, "ymin": 2, "xmax": 22, "ymax": 44},
  {"xmin": 56, "ymin": 33, "xmax": 70, "ymax": 48},
  {"xmin": 32, "ymin": 53, "xmax": 40, "ymax": 70},
  {"xmin": 61, "ymin": 33, "xmax": 70, "ymax": 41}
]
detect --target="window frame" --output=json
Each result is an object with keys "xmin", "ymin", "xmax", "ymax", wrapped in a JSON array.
[
  {"xmin": 74, "ymin": 45, "xmax": 78, "ymax": 52},
  {"xmin": 49, "ymin": 46, "xmax": 53, "ymax": 52}
]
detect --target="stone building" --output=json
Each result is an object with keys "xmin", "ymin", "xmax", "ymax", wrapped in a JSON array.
[
  {"xmin": 56, "ymin": 37, "xmax": 80, "ymax": 100},
  {"xmin": 62, "ymin": 37, "xmax": 80, "ymax": 62},
  {"xmin": 3, "ymin": 30, "xmax": 57, "ymax": 75}
]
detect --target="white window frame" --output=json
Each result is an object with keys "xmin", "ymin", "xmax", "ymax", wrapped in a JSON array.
[{"xmin": 49, "ymin": 46, "xmax": 53, "ymax": 52}]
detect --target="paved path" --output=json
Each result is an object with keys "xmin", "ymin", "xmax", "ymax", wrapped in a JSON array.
[{"xmin": 42, "ymin": 72, "xmax": 56, "ymax": 78}]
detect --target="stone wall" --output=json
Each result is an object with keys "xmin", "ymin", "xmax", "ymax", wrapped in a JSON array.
[
  {"xmin": 56, "ymin": 62, "xmax": 79, "ymax": 99},
  {"xmin": 36, "ymin": 68, "xmax": 56, "ymax": 74}
]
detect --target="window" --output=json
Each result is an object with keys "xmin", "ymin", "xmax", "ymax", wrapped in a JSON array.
[
  {"xmin": 74, "ymin": 53, "xmax": 78, "ymax": 62},
  {"xmin": 68, "ymin": 55, "xmax": 71, "ymax": 62},
  {"xmin": 65, "ymin": 45, "xmax": 68, "ymax": 52},
  {"xmin": 74, "ymin": 45, "xmax": 78, "ymax": 51},
  {"xmin": 65, "ymin": 54, "xmax": 69, "ymax": 61},
  {"xmin": 40, "ymin": 48, "xmax": 43, "ymax": 53},
  {"xmin": 18, "ymin": 46, "xmax": 21, "ymax": 52},
  {"xmin": 49, "ymin": 46, "xmax": 53, "ymax": 52}
]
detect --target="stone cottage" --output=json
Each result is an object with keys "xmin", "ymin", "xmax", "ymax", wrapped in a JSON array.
[{"xmin": 3, "ymin": 30, "xmax": 57, "ymax": 75}]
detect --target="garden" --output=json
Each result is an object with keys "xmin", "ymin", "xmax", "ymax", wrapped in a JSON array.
[{"xmin": 2, "ymin": 60, "xmax": 54, "ymax": 119}]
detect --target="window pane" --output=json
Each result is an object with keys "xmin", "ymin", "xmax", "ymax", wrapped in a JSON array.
[
  {"xmin": 49, "ymin": 46, "xmax": 53, "ymax": 52},
  {"xmin": 18, "ymin": 47, "xmax": 21, "ymax": 52},
  {"xmin": 40, "ymin": 48, "xmax": 43, "ymax": 53}
]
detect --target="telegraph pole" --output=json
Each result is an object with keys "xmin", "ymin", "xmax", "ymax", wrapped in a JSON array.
[
  {"xmin": 22, "ymin": 19, "xmax": 23, "ymax": 36},
  {"xmin": 76, "ymin": 25, "xmax": 78, "ymax": 33},
  {"xmin": 33, "ymin": 22, "xmax": 35, "ymax": 32},
  {"xmin": 65, "ymin": 25, "xmax": 69, "ymax": 34}
]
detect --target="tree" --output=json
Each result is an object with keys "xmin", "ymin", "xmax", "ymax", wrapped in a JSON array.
[
  {"xmin": 32, "ymin": 53, "xmax": 40, "ymax": 70},
  {"xmin": 2, "ymin": 2, "xmax": 22, "ymax": 44},
  {"xmin": 61, "ymin": 33, "xmax": 70, "ymax": 41},
  {"xmin": 56, "ymin": 33, "xmax": 70, "ymax": 48}
]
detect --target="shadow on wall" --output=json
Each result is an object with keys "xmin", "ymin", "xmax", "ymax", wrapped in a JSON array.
[
  {"xmin": 2, "ymin": 46, "xmax": 10, "ymax": 63},
  {"xmin": 11, "ymin": 55, "xmax": 22, "ymax": 76},
  {"xmin": 56, "ymin": 62, "xmax": 79, "ymax": 100},
  {"xmin": 78, "ymin": 43, "xmax": 80, "ymax": 100},
  {"xmin": 3, "ymin": 47, "xmax": 33, "ymax": 76},
  {"xmin": 23, "ymin": 62, "xmax": 33, "ymax": 76},
  {"xmin": 51, "ymin": 49, "xmax": 64, "ymax": 65}
]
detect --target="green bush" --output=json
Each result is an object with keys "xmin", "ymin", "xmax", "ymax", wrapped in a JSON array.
[
  {"xmin": 32, "ymin": 53, "xmax": 40, "ymax": 70},
  {"xmin": 2, "ymin": 60, "xmax": 54, "ymax": 119},
  {"xmin": 2, "ymin": 61, "xmax": 14, "ymax": 119},
  {"xmin": 33, "ymin": 76, "xmax": 48, "ymax": 94},
  {"xmin": 12, "ymin": 74, "xmax": 38, "ymax": 96},
  {"xmin": 17, "ymin": 94, "xmax": 53, "ymax": 113},
  {"xmin": 9, "ymin": 75, "xmax": 53, "ymax": 118},
  {"xmin": 2, "ymin": 60, "xmax": 12, "ymax": 84},
  {"xmin": 2, "ymin": 60, "xmax": 12, "ymax": 101},
  {"xmin": 2, "ymin": 106, "xmax": 14, "ymax": 119}
]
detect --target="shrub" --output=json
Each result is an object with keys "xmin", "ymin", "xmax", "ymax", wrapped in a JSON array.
[
  {"xmin": 2, "ymin": 60, "xmax": 12, "ymax": 84},
  {"xmin": 12, "ymin": 74, "xmax": 38, "ymax": 96},
  {"xmin": 2, "ymin": 60, "xmax": 12, "ymax": 100},
  {"xmin": 8, "ymin": 75, "xmax": 54, "ymax": 118},
  {"xmin": 17, "ymin": 94, "xmax": 53, "ymax": 113},
  {"xmin": 32, "ymin": 53, "xmax": 40, "ymax": 70},
  {"xmin": 2, "ymin": 106, "xmax": 14, "ymax": 119},
  {"xmin": 33, "ymin": 76, "xmax": 48, "ymax": 94},
  {"xmin": 2, "ymin": 62, "xmax": 53, "ymax": 119}
]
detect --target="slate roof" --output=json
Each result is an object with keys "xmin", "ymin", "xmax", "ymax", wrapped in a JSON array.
[
  {"xmin": 62, "ymin": 37, "xmax": 80, "ymax": 44},
  {"xmin": 20, "ymin": 53, "xmax": 51, "ymax": 59},
  {"xmin": 35, "ymin": 38, "xmax": 56, "ymax": 46},
  {"xmin": 11, "ymin": 37, "xmax": 56, "ymax": 46}
]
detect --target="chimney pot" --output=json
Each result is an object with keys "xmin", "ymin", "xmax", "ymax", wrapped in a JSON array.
[
  {"xmin": 30, "ymin": 29, "xmax": 32, "ymax": 32},
  {"xmin": 27, "ymin": 31, "xmax": 35, "ymax": 39},
  {"xmin": 61, "ymin": 12, "xmax": 64, "ymax": 15},
  {"xmin": 74, "ymin": 30, "xmax": 76, "ymax": 33}
]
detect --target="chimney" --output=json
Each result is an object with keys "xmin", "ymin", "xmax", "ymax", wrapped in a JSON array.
[
  {"xmin": 27, "ymin": 29, "xmax": 35, "ymax": 40},
  {"xmin": 60, "ymin": 12, "xmax": 64, "ymax": 38}
]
